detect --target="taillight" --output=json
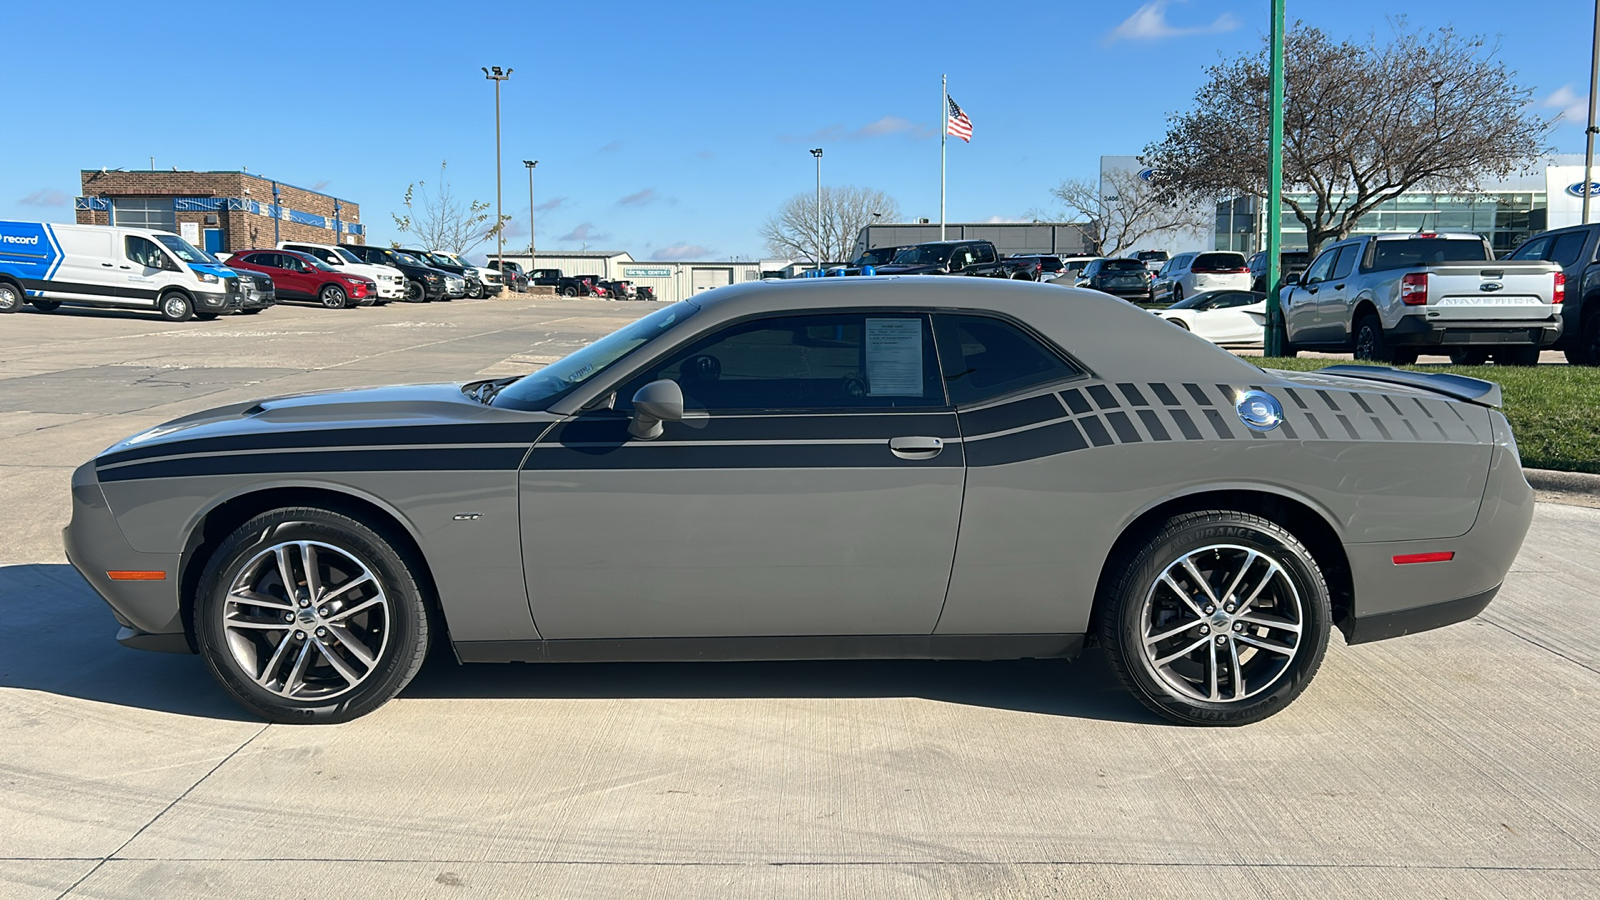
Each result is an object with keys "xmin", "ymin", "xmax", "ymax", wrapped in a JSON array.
[
  {"xmin": 1393, "ymin": 551, "xmax": 1454, "ymax": 565},
  {"xmin": 1554, "ymin": 271, "xmax": 1566, "ymax": 305},
  {"xmin": 1401, "ymin": 272, "xmax": 1428, "ymax": 305}
]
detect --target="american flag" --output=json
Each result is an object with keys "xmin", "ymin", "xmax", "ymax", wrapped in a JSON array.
[{"xmin": 946, "ymin": 96, "xmax": 973, "ymax": 142}]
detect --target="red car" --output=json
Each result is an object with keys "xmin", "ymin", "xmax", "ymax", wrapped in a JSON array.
[{"xmin": 226, "ymin": 249, "xmax": 376, "ymax": 309}]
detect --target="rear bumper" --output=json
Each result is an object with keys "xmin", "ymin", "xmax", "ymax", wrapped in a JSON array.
[
  {"xmin": 1388, "ymin": 314, "xmax": 1562, "ymax": 347},
  {"xmin": 1338, "ymin": 412, "xmax": 1532, "ymax": 643}
]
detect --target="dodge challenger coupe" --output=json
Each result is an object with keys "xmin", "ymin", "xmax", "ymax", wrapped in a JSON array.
[{"xmin": 65, "ymin": 276, "xmax": 1534, "ymax": 725}]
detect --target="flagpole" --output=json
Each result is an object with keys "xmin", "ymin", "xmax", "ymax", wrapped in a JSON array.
[{"xmin": 940, "ymin": 74, "xmax": 947, "ymax": 240}]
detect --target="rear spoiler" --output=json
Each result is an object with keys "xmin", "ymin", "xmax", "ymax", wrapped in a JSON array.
[{"xmin": 1315, "ymin": 365, "xmax": 1501, "ymax": 408}]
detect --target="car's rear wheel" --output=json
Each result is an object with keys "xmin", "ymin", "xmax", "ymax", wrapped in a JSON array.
[
  {"xmin": 561, "ymin": 286, "xmax": 578, "ymax": 297},
  {"xmin": 1493, "ymin": 346, "xmax": 1541, "ymax": 366},
  {"xmin": 195, "ymin": 313, "xmax": 219, "ymax": 321},
  {"xmin": 1099, "ymin": 510, "xmax": 1331, "ymax": 726},
  {"xmin": 406, "ymin": 280, "xmax": 426, "ymax": 303},
  {"xmin": 29, "ymin": 299, "xmax": 62, "ymax": 312},
  {"xmin": 194, "ymin": 507, "xmax": 431, "ymax": 723},
  {"xmin": 159, "ymin": 292, "xmax": 194, "ymax": 322},
  {"xmin": 1171, "ymin": 285, "xmax": 1183, "ymax": 304},
  {"xmin": 1565, "ymin": 315, "xmax": 1600, "ymax": 366},
  {"xmin": 0, "ymin": 281, "xmax": 21, "ymax": 313},
  {"xmin": 239, "ymin": 308, "xmax": 263, "ymax": 315},
  {"xmin": 319, "ymin": 285, "xmax": 349, "ymax": 310},
  {"xmin": 1352, "ymin": 313, "xmax": 1398, "ymax": 363},
  {"xmin": 1449, "ymin": 348, "xmax": 1491, "ymax": 366}
]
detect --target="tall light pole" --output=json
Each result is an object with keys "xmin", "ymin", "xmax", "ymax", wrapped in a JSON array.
[
  {"xmin": 1585, "ymin": 0, "xmax": 1599, "ymax": 224},
  {"xmin": 1262, "ymin": 0, "xmax": 1287, "ymax": 357},
  {"xmin": 482, "ymin": 66, "xmax": 512, "ymax": 266},
  {"xmin": 523, "ymin": 160, "xmax": 538, "ymax": 268},
  {"xmin": 810, "ymin": 148, "xmax": 824, "ymax": 270}
]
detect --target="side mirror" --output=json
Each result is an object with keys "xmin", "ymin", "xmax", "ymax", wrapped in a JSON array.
[
  {"xmin": 629, "ymin": 379, "xmax": 684, "ymax": 440},
  {"xmin": 1284, "ymin": 273, "xmax": 1300, "ymax": 285}
]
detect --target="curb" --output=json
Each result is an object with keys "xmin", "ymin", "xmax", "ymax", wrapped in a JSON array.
[{"xmin": 1525, "ymin": 468, "xmax": 1600, "ymax": 496}]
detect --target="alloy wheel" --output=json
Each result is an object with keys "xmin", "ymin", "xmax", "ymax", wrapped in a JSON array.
[
  {"xmin": 1136, "ymin": 544, "xmax": 1303, "ymax": 703},
  {"xmin": 221, "ymin": 540, "xmax": 391, "ymax": 701}
]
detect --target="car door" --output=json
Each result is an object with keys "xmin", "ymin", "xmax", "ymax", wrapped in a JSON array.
[
  {"xmin": 1283, "ymin": 246, "xmax": 1338, "ymax": 342},
  {"xmin": 123, "ymin": 235, "xmax": 176, "ymax": 307},
  {"xmin": 1194, "ymin": 291, "xmax": 1263, "ymax": 343},
  {"xmin": 277, "ymin": 254, "xmax": 319, "ymax": 298},
  {"xmin": 243, "ymin": 253, "xmax": 293, "ymax": 297},
  {"xmin": 1313, "ymin": 244, "xmax": 1358, "ymax": 338},
  {"xmin": 518, "ymin": 310, "xmax": 965, "ymax": 639}
]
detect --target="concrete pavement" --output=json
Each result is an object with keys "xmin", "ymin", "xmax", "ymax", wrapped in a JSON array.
[{"xmin": 2, "ymin": 297, "xmax": 1597, "ymax": 898}]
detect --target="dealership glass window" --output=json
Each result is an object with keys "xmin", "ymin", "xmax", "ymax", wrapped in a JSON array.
[
  {"xmin": 1506, "ymin": 236, "xmax": 1550, "ymax": 261},
  {"xmin": 111, "ymin": 198, "xmax": 177, "ymax": 233},
  {"xmin": 619, "ymin": 313, "xmax": 944, "ymax": 412}
]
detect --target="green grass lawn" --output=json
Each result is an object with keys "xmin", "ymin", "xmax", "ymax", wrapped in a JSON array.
[{"xmin": 1248, "ymin": 358, "xmax": 1600, "ymax": 474}]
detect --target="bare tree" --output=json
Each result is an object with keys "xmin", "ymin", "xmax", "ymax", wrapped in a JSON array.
[
  {"xmin": 760, "ymin": 186, "xmax": 901, "ymax": 265},
  {"xmin": 1144, "ymin": 21, "xmax": 1551, "ymax": 259},
  {"xmin": 1050, "ymin": 171, "xmax": 1211, "ymax": 257},
  {"xmin": 391, "ymin": 161, "xmax": 508, "ymax": 255}
]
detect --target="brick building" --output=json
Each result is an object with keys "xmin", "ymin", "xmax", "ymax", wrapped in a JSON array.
[{"xmin": 75, "ymin": 170, "xmax": 363, "ymax": 253}]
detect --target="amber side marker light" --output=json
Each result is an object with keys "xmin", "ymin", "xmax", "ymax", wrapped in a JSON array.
[
  {"xmin": 107, "ymin": 570, "xmax": 167, "ymax": 581},
  {"xmin": 1392, "ymin": 552, "xmax": 1455, "ymax": 565}
]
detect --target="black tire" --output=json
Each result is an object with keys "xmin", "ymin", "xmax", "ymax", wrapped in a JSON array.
[
  {"xmin": 1169, "ymin": 318, "xmax": 1190, "ymax": 330},
  {"xmin": 0, "ymin": 281, "xmax": 21, "ymax": 313},
  {"xmin": 1171, "ymin": 285, "xmax": 1183, "ymax": 304},
  {"xmin": 1493, "ymin": 346, "xmax": 1541, "ymax": 367},
  {"xmin": 159, "ymin": 291, "xmax": 194, "ymax": 322},
  {"xmin": 29, "ymin": 299, "xmax": 63, "ymax": 312},
  {"xmin": 1390, "ymin": 349, "xmax": 1419, "ymax": 366},
  {"xmin": 194, "ymin": 507, "xmax": 431, "ymax": 724},
  {"xmin": 1565, "ymin": 315, "xmax": 1600, "ymax": 366},
  {"xmin": 239, "ymin": 308, "xmax": 263, "ymax": 315},
  {"xmin": 1352, "ymin": 312, "xmax": 1394, "ymax": 363},
  {"xmin": 1098, "ymin": 510, "xmax": 1332, "ymax": 726},
  {"xmin": 195, "ymin": 313, "xmax": 219, "ymax": 322},
  {"xmin": 405, "ymin": 280, "xmax": 426, "ymax": 303},
  {"xmin": 561, "ymin": 286, "xmax": 578, "ymax": 298},
  {"xmin": 319, "ymin": 284, "xmax": 349, "ymax": 310},
  {"xmin": 1449, "ymin": 348, "xmax": 1491, "ymax": 366}
]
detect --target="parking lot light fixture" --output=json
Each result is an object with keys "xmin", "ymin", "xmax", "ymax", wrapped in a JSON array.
[
  {"xmin": 483, "ymin": 66, "xmax": 512, "ymax": 268},
  {"xmin": 524, "ymin": 160, "xmax": 538, "ymax": 268},
  {"xmin": 810, "ymin": 148, "xmax": 824, "ymax": 270}
]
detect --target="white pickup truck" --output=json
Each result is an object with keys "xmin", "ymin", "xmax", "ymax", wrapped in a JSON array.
[{"xmin": 1279, "ymin": 232, "xmax": 1564, "ymax": 365}]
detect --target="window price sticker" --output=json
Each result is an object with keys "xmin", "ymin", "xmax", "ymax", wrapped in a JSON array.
[{"xmin": 865, "ymin": 318, "xmax": 923, "ymax": 396}]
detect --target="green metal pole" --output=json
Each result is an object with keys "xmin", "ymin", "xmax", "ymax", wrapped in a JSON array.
[{"xmin": 1263, "ymin": 0, "xmax": 1286, "ymax": 357}]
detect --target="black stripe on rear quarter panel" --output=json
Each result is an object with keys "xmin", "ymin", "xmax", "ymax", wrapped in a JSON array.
[
  {"xmin": 964, "ymin": 420, "xmax": 1088, "ymax": 467},
  {"xmin": 1105, "ymin": 411, "xmax": 1142, "ymax": 444},
  {"xmin": 1136, "ymin": 409, "xmax": 1171, "ymax": 441},
  {"xmin": 1149, "ymin": 383, "xmax": 1181, "ymax": 406},
  {"xmin": 1202, "ymin": 409, "xmax": 1236, "ymax": 439},
  {"xmin": 1168, "ymin": 409, "xmax": 1204, "ymax": 440},
  {"xmin": 1086, "ymin": 384, "xmax": 1121, "ymax": 410},
  {"xmin": 957, "ymin": 394, "xmax": 1065, "ymax": 437},
  {"xmin": 1078, "ymin": 416, "xmax": 1114, "ymax": 447},
  {"xmin": 1117, "ymin": 383, "xmax": 1150, "ymax": 406},
  {"xmin": 1059, "ymin": 388, "xmax": 1093, "ymax": 415},
  {"xmin": 1184, "ymin": 383, "xmax": 1213, "ymax": 405}
]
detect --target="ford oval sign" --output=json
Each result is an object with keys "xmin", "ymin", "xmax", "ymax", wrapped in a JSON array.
[
  {"xmin": 1566, "ymin": 182, "xmax": 1600, "ymax": 198},
  {"xmin": 1137, "ymin": 168, "xmax": 1156, "ymax": 183}
]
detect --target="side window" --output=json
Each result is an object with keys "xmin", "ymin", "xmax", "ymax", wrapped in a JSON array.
[
  {"xmin": 125, "ymin": 236, "xmax": 169, "ymax": 269},
  {"xmin": 282, "ymin": 255, "xmax": 305, "ymax": 272},
  {"xmin": 1173, "ymin": 254, "xmax": 1194, "ymax": 272},
  {"xmin": 1301, "ymin": 248, "xmax": 1338, "ymax": 285},
  {"xmin": 620, "ymin": 312, "xmax": 943, "ymax": 412},
  {"xmin": 1549, "ymin": 232, "xmax": 1589, "ymax": 268},
  {"xmin": 1507, "ymin": 236, "xmax": 1550, "ymax": 261},
  {"xmin": 1329, "ymin": 245, "xmax": 1357, "ymax": 280},
  {"xmin": 974, "ymin": 243, "xmax": 996, "ymax": 264},
  {"xmin": 933, "ymin": 314, "xmax": 1081, "ymax": 406}
]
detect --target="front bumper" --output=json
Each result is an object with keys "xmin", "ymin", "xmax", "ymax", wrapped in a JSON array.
[
  {"xmin": 62, "ymin": 460, "xmax": 190, "ymax": 651},
  {"xmin": 1388, "ymin": 314, "xmax": 1562, "ymax": 347},
  {"xmin": 376, "ymin": 281, "xmax": 407, "ymax": 299},
  {"xmin": 239, "ymin": 289, "xmax": 276, "ymax": 310},
  {"xmin": 195, "ymin": 289, "xmax": 242, "ymax": 313},
  {"xmin": 1338, "ymin": 410, "xmax": 1533, "ymax": 644}
]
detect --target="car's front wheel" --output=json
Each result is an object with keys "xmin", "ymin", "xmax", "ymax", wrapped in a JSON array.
[
  {"xmin": 0, "ymin": 281, "xmax": 21, "ymax": 313},
  {"xmin": 1566, "ymin": 315, "xmax": 1600, "ymax": 367},
  {"xmin": 1494, "ymin": 346, "xmax": 1541, "ymax": 366},
  {"xmin": 159, "ymin": 291, "xmax": 194, "ymax": 322},
  {"xmin": 1099, "ymin": 510, "xmax": 1332, "ymax": 726},
  {"xmin": 319, "ymin": 285, "xmax": 349, "ymax": 309},
  {"xmin": 195, "ymin": 507, "xmax": 431, "ymax": 723}
]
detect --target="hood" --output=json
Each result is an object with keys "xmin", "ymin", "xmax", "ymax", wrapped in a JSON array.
[
  {"xmin": 191, "ymin": 263, "xmax": 236, "ymax": 280},
  {"xmin": 95, "ymin": 383, "xmax": 552, "ymax": 465}
]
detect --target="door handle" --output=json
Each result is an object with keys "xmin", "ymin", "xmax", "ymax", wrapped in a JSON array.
[
  {"xmin": 889, "ymin": 436, "xmax": 944, "ymax": 459},
  {"xmin": 1334, "ymin": 283, "xmax": 1345, "ymax": 290},
  {"xmin": 119, "ymin": 265, "xmax": 131, "ymax": 270},
  {"xmin": 101, "ymin": 263, "xmax": 114, "ymax": 267}
]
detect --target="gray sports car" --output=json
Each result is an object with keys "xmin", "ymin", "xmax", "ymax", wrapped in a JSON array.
[{"xmin": 65, "ymin": 277, "xmax": 1533, "ymax": 725}]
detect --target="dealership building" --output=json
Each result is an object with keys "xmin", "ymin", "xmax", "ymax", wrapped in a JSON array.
[
  {"xmin": 75, "ymin": 169, "xmax": 364, "ymax": 254},
  {"xmin": 496, "ymin": 251, "xmax": 798, "ymax": 304}
]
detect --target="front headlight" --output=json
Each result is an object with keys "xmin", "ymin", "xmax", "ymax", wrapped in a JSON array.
[{"xmin": 195, "ymin": 272, "xmax": 220, "ymax": 284}]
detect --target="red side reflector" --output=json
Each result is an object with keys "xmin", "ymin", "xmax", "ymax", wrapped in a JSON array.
[
  {"xmin": 1392, "ymin": 552, "xmax": 1454, "ymax": 565},
  {"xmin": 107, "ymin": 570, "xmax": 167, "ymax": 581}
]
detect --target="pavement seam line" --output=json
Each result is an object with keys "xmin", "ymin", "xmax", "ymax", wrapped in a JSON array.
[
  {"xmin": 1479, "ymin": 615, "xmax": 1600, "ymax": 678},
  {"xmin": 53, "ymin": 722, "xmax": 271, "ymax": 900}
]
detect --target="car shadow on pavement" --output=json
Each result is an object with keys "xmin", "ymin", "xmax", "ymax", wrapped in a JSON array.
[
  {"xmin": 1, "ymin": 563, "xmax": 1158, "ymax": 725},
  {"xmin": 403, "ymin": 648, "xmax": 1161, "ymax": 724},
  {"xmin": 0, "ymin": 564, "xmax": 253, "ymax": 721}
]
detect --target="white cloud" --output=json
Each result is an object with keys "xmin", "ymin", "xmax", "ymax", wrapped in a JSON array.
[
  {"xmin": 983, "ymin": 215, "xmax": 1033, "ymax": 223},
  {"xmin": 652, "ymin": 243, "xmax": 713, "ymax": 260},
  {"xmin": 1544, "ymin": 84, "xmax": 1592, "ymax": 124},
  {"xmin": 782, "ymin": 115, "xmax": 938, "ymax": 143},
  {"xmin": 1106, "ymin": 1, "xmax": 1239, "ymax": 44},
  {"xmin": 618, "ymin": 188, "xmax": 658, "ymax": 207},
  {"xmin": 559, "ymin": 223, "xmax": 609, "ymax": 243},
  {"xmin": 20, "ymin": 189, "xmax": 69, "ymax": 207}
]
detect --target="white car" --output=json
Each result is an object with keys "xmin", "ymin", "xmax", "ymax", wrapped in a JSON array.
[
  {"xmin": 429, "ymin": 250, "xmax": 503, "ymax": 298},
  {"xmin": 1153, "ymin": 251, "xmax": 1252, "ymax": 304},
  {"xmin": 278, "ymin": 241, "xmax": 407, "ymax": 303},
  {"xmin": 1156, "ymin": 289, "xmax": 1267, "ymax": 345}
]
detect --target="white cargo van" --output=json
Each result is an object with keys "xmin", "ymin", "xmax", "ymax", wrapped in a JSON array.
[
  {"xmin": 0, "ymin": 221, "xmax": 243, "ymax": 321},
  {"xmin": 278, "ymin": 241, "xmax": 407, "ymax": 302}
]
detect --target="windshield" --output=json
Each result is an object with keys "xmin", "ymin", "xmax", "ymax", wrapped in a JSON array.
[
  {"xmin": 1370, "ymin": 238, "xmax": 1489, "ymax": 271},
  {"xmin": 853, "ymin": 247, "xmax": 898, "ymax": 266},
  {"xmin": 890, "ymin": 245, "xmax": 953, "ymax": 266},
  {"xmin": 1102, "ymin": 260, "xmax": 1148, "ymax": 272},
  {"xmin": 393, "ymin": 253, "xmax": 424, "ymax": 266},
  {"xmin": 492, "ymin": 303, "xmax": 697, "ymax": 410},
  {"xmin": 155, "ymin": 234, "xmax": 220, "ymax": 265},
  {"xmin": 335, "ymin": 248, "xmax": 365, "ymax": 264}
]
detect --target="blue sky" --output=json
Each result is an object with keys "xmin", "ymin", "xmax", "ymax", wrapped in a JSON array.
[{"xmin": 1, "ymin": 0, "xmax": 1593, "ymax": 261}]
